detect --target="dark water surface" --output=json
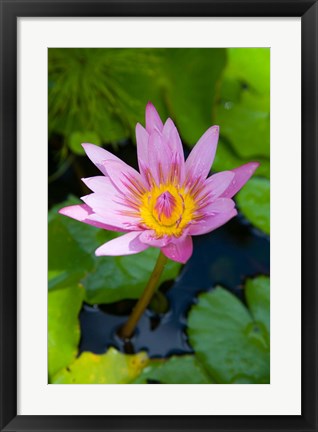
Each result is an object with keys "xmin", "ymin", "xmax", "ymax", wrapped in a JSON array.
[{"xmin": 79, "ymin": 214, "xmax": 270, "ymax": 358}]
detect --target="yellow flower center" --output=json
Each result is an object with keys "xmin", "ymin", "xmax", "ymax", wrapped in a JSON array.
[{"xmin": 139, "ymin": 183, "xmax": 196, "ymax": 237}]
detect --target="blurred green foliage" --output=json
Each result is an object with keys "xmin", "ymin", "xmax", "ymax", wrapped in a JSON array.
[
  {"xmin": 49, "ymin": 48, "xmax": 269, "ymax": 172},
  {"xmin": 49, "ymin": 48, "xmax": 225, "ymax": 152},
  {"xmin": 48, "ymin": 49, "xmax": 270, "ymax": 384}
]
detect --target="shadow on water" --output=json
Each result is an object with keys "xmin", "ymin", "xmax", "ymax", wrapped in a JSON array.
[{"xmin": 79, "ymin": 213, "xmax": 270, "ymax": 358}]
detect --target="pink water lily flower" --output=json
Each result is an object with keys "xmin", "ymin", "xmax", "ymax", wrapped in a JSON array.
[{"xmin": 59, "ymin": 103, "xmax": 259, "ymax": 264}]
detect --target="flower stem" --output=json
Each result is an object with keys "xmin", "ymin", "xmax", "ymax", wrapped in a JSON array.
[{"xmin": 119, "ymin": 251, "xmax": 168, "ymax": 340}]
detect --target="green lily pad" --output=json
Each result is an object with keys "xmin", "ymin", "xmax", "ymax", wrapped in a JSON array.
[
  {"xmin": 212, "ymin": 139, "xmax": 270, "ymax": 179},
  {"xmin": 213, "ymin": 48, "xmax": 270, "ymax": 175},
  {"xmin": 219, "ymin": 77, "xmax": 242, "ymax": 103},
  {"xmin": 132, "ymin": 355, "xmax": 212, "ymax": 384},
  {"xmin": 163, "ymin": 48, "xmax": 226, "ymax": 146},
  {"xmin": 48, "ymin": 215, "xmax": 94, "ymax": 291},
  {"xmin": 52, "ymin": 348, "xmax": 149, "ymax": 384},
  {"xmin": 226, "ymin": 48, "xmax": 270, "ymax": 95},
  {"xmin": 49, "ymin": 197, "xmax": 181, "ymax": 304},
  {"xmin": 236, "ymin": 177, "xmax": 270, "ymax": 234},
  {"xmin": 188, "ymin": 281, "xmax": 270, "ymax": 384},
  {"xmin": 83, "ymin": 248, "xmax": 180, "ymax": 304},
  {"xmin": 48, "ymin": 198, "xmax": 104, "ymax": 291},
  {"xmin": 245, "ymin": 276, "xmax": 270, "ymax": 335},
  {"xmin": 216, "ymin": 91, "xmax": 270, "ymax": 160},
  {"xmin": 48, "ymin": 285, "xmax": 84, "ymax": 378}
]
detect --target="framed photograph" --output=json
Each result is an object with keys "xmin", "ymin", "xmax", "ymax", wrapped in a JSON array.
[{"xmin": 0, "ymin": 0, "xmax": 317, "ymax": 431}]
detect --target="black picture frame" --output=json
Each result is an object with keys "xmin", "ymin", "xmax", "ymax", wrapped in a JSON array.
[{"xmin": 1, "ymin": 0, "xmax": 317, "ymax": 431}]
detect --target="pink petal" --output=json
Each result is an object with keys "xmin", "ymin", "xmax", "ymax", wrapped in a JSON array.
[
  {"xmin": 102, "ymin": 160, "xmax": 147, "ymax": 197},
  {"xmin": 189, "ymin": 209, "xmax": 238, "ymax": 236},
  {"xmin": 221, "ymin": 162, "xmax": 260, "ymax": 198},
  {"xmin": 147, "ymin": 131, "xmax": 172, "ymax": 185},
  {"xmin": 58, "ymin": 204, "xmax": 125, "ymax": 232},
  {"xmin": 80, "ymin": 192, "xmax": 125, "ymax": 213},
  {"xmin": 200, "ymin": 171, "xmax": 235, "ymax": 201},
  {"xmin": 95, "ymin": 231, "xmax": 149, "ymax": 256},
  {"xmin": 161, "ymin": 235, "xmax": 193, "ymax": 264},
  {"xmin": 200, "ymin": 198, "xmax": 236, "ymax": 215},
  {"xmin": 81, "ymin": 192, "xmax": 120, "ymax": 215},
  {"xmin": 185, "ymin": 126, "xmax": 219, "ymax": 183},
  {"xmin": 136, "ymin": 123, "xmax": 150, "ymax": 175},
  {"xmin": 162, "ymin": 118, "xmax": 184, "ymax": 158},
  {"xmin": 87, "ymin": 213, "xmax": 129, "ymax": 232},
  {"xmin": 162, "ymin": 119, "xmax": 185, "ymax": 184},
  {"xmin": 82, "ymin": 143, "xmax": 124, "ymax": 176},
  {"xmin": 139, "ymin": 230, "xmax": 170, "ymax": 247},
  {"xmin": 81, "ymin": 176, "xmax": 117, "ymax": 195},
  {"xmin": 81, "ymin": 193, "xmax": 141, "ymax": 230},
  {"xmin": 145, "ymin": 102, "xmax": 163, "ymax": 133}
]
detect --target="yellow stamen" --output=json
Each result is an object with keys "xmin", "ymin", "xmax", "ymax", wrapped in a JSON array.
[{"xmin": 139, "ymin": 183, "xmax": 196, "ymax": 237}]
